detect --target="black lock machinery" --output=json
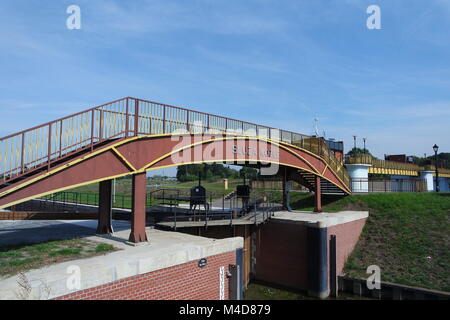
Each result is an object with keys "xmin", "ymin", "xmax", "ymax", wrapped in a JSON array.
[
  {"xmin": 190, "ymin": 173, "xmax": 209, "ymax": 212},
  {"xmin": 236, "ymin": 175, "xmax": 251, "ymax": 211}
]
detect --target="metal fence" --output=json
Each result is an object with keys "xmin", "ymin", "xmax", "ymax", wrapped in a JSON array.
[
  {"xmin": 154, "ymin": 189, "xmax": 279, "ymax": 230},
  {"xmin": 345, "ymin": 155, "xmax": 421, "ymax": 171},
  {"xmin": 31, "ymin": 188, "xmax": 278, "ymax": 229},
  {"xmin": 250, "ymin": 179, "xmax": 308, "ymax": 191},
  {"xmin": 351, "ymin": 178, "xmax": 427, "ymax": 193}
]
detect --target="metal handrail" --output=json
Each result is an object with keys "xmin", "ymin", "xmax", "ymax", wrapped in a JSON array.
[
  {"xmin": 424, "ymin": 165, "xmax": 450, "ymax": 175},
  {"xmin": 1, "ymin": 97, "xmax": 350, "ymax": 192},
  {"xmin": 345, "ymin": 155, "xmax": 450, "ymax": 173}
]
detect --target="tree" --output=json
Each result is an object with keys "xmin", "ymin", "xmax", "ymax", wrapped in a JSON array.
[
  {"xmin": 346, "ymin": 147, "xmax": 372, "ymax": 158},
  {"xmin": 239, "ymin": 167, "xmax": 258, "ymax": 180},
  {"xmin": 176, "ymin": 163, "xmax": 242, "ymax": 182},
  {"xmin": 412, "ymin": 153, "xmax": 450, "ymax": 169}
]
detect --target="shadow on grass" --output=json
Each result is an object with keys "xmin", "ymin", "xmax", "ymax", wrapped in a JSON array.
[
  {"xmin": 435, "ymin": 192, "xmax": 450, "ymax": 197},
  {"xmin": 289, "ymin": 193, "xmax": 347, "ymax": 211},
  {"xmin": 244, "ymin": 279, "xmax": 314, "ymax": 300}
]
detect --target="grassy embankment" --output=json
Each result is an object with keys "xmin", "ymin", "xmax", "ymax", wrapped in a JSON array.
[
  {"xmin": 0, "ymin": 239, "xmax": 117, "ymax": 277},
  {"xmin": 287, "ymin": 192, "xmax": 450, "ymax": 292},
  {"xmin": 244, "ymin": 282, "xmax": 372, "ymax": 300}
]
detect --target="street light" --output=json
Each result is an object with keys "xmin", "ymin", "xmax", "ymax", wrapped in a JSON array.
[
  {"xmin": 353, "ymin": 135, "xmax": 357, "ymax": 150},
  {"xmin": 363, "ymin": 138, "xmax": 367, "ymax": 151},
  {"xmin": 433, "ymin": 144, "xmax": 440, "ymax": 192}
]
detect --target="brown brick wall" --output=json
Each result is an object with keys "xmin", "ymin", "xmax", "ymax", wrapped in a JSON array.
[
  {"xmin": 53, "ymin": 251, "xmax": 236, "ymax": 300},
  {"xmin": 253, "ymin": 218, "xmax": 367, "ymax": 292},
  {"xmin": 254, "ymin": 222, "xmax": 308, "ymax": 290}
]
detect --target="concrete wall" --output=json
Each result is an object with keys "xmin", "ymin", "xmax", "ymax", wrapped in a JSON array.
[
  {"xmin": 346, "ymin": 164, "xmax": 371, "ymax": 193},
  {"xmin": 253, "ymin": 215, "xmax": 367, "ymax": 294},
  {"xmin": 54, "ymin": 251, "xmax": 235, "ymax": 300}
]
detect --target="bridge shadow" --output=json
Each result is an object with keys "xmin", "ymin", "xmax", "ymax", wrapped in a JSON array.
[
  {"xmin": 435, "ymin": 192, "xmax": 450, "ymax": 197},
  {"xmin": 0, "ymin": 220, "xmax": 130, "ymax": 248}
]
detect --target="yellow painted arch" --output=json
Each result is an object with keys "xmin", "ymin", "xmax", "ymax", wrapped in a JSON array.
[{"xmin": 0, "ymin": 133, "xmax": 351, "ymax": 203}]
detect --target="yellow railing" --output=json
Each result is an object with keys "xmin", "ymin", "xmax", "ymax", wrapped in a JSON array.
[
  {"xmin": 345, "ymin": 155, "xmax": 450, "ymax": 178},
  {"xmin": 424, "ymin": 165, "xmax": 450, "ymax": 176},
  {"xmin": 345, "ymin": 155, "xmax": 421, "ymax": 171},
  {"xmin": 291, "ymin": 137, "xmax": 350, "ymax": 189}
]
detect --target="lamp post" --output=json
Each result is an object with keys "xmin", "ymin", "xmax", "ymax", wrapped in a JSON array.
[
  {"xmin": 353, "ymin": 135, "xmax": 357, "ymax": 150},
  {"xmin": 363, "ymin": 138, "xmax": 367, "ymax": 151},
  {"xmin": 433, "ymin": 144, "xmax": 440, "ymax": 192}
]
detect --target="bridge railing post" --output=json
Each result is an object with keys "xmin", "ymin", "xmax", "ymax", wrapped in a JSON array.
[
  {"xmin": 163, "ymin": 105, "xmax": 166, "ymax": 134},
  {"xmin": 134, "ymin": 99, "xmax": 139, "ymax": 136},
  {"xmin": 186, "ymin": 111, "xmax": 190, "ymax": 133},
  {"xmin": 20, "ymin": 133, "xmax": 25, "ymax": 174},
  {"xmin": 47, "ymin": 123, "xmax": 52, "ymax": 170},
  {"xmin": 99, "ymin": 110, "xmax": 103, "ymax": 142},
  {"xmin": 59, "ymin": 120, "xmax": 63, "ymax": 158},
  {"xmin": 125, "ymin": 98, "xmax": 129, "ymax": 138},
  {"xmin": 90, "ymin": 110, "xmax": 95, "ymax": 152}
]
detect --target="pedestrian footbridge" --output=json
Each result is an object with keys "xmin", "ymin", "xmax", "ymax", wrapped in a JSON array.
[{"xmin": 0, "ymin": 97, "xmax": 350, "ymax": 242}]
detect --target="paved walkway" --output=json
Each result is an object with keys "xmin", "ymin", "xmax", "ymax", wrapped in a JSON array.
[{"xmin": 0, "ymin": 220, "xmax": 131, "ymax": 246}]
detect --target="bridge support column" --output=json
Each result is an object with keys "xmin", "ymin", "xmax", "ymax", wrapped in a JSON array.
[
  {"xmin": 282, "ymin": 168, "xmax": 288, "ymax": 210},
  {"xmin": 129, "ymin": 172, "xmax": 148, "ymax": 243},
  {"xmin": 96, "ymin": 180, "xmax": 113, "ymax": 234},
  {"xmin": 346, "ymin": 164, "xmax": 372, "ymax": 193},
  {"xmin": 420, "ymin": 171, "xmax": 435, "ymax": 192},
  {"xmin": 314, "ymin": 176, "xmax": 322, "ymax": 213},
  {"xmin": 307, "ymin": 224, "xmax": 329, "ymax": 299}
]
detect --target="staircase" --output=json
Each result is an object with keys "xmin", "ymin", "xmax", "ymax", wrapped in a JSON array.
[
  {"xmin": 290, "ymin": 137, "xmax": 350, "ymax": 195},
  {"xmin": 297, "ymin": 171, "xmax": 347, "ymax": 195}
]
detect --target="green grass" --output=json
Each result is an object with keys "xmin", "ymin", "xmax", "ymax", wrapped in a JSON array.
[
  {"xmin": 244, "ymin": 282, "xmax": 372, "ymax": 300},
  {"xmin": 95, "ymin": 243, "xmax": 115, "ymax": 253},
  {"xmin": 287, "ymin": 192, "xmax": 450, "ymax": 292},
  {"xmin": 0, "ymin": 239, "xmax": 118, "ymax": 277},
  {"xmin": 244, "ymin": 282, "xmax": 312, "ymax": 300}
]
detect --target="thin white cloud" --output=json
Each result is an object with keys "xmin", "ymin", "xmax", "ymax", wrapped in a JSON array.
[{"xmin": 88, "ymin": 0, "xmax": 288, "ymax": 36}]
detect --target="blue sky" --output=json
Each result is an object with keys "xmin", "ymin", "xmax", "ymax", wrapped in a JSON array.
[{"xmin": 1, "ymin": 0, "xmax": 449, "ymax": 170}]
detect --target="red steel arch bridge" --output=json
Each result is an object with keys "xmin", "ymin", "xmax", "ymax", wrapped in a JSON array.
[{"xmin": 0, "ymin": 97, "xmax": 350, "ymax": 242}]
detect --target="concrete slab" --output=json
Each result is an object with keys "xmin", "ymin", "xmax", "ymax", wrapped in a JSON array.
[
  {"xmin": 271, "ymin": 210, "xmax": 369, "ymax": 228},
  {"xmin": 156, "ymin": 210, "xmax": 274, "ymax": 229},
  {"xmin": 0, "ymin": 222, "xmax": 243, "ymax": 300}
]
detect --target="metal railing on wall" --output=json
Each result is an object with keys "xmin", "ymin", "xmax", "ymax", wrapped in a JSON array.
[
  {"xmin": 0, "ymin": 97, "xmax": 350, "ymax": 192},
  {"xmin": 345, "ymin": 155, "xmax": 422, "ymax": 171},
  {"xmin": 424, "ymin": 165, "xmax": 450, "ymax": 176},
  {"xmin": 350, "ymin": 178, "xmax": 427, "ymax": 193},
  {"xmin": 346, "ymin": 155, "xmax": 450, "ymax": 177},
  {"xmin": 154, "ymin": 189, "xmax": 278, "ymax": 230}
]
